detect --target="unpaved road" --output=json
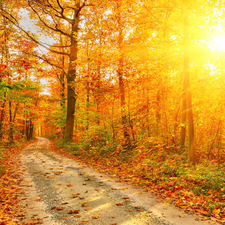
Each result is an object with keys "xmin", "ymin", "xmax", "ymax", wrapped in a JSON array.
[{"xmin": 16, "ymin": 137, "xmax": 216, "ymax": 225}]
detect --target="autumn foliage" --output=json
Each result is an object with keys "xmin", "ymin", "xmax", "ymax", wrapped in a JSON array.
[{"xmin": 0, "ymin": 0, "xmax": 225, "ymax": 222}]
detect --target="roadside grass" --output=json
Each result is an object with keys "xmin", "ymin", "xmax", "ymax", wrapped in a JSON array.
[{"xmin": 54, "ymin": 138, "xmax": 225, "ymax": 222}]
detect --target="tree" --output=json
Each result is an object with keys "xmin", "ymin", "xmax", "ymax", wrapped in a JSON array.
[
  {"xmin": 182, "ymin": 0, "xmax": 195, "ymax": 164},
  {"xmin": 0, "ymin": 0, "xmax": 92, "ymax": 142}
]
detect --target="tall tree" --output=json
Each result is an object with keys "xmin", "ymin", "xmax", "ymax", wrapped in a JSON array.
[
  {"xmin": 182, "ymin": 0, "xmax": 195, "ymax": 164},
  {"xmin": 0, "ymin": 0, "xmax": 92, "ymax": 142}
]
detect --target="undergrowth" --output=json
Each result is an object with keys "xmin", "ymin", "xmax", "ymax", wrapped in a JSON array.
[
  {"xmin": 55, "ymin": 135, "xmax": 225, "ymax": 219},
  {"xmin": 0, "ymin": 145, "xmax": 5, "ymax": 176}
]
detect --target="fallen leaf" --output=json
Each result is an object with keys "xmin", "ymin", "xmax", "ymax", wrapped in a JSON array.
[
  {"xmin": 116, "ymin": 203, "xmax": 123, "ymax": 206},
  {"xmin": 85, "ymin": 208, "xmax": 90, "ymax": 211},
  {"xmin": 81, "ymin": 203, "xmax": 89, "ymax": 207},
  {"xmin": 92, "ymin": 216, "xmax": 99, "ymax": 219},
  {"xmin": 61, "ymin": 217, "xmax": 69, "ymax": 219},
  {"xmin": 67, "ymin": 184, "xmax": 73, "ymax": 187},
  {"xmin": 56, "ymin": 207, "xmax": 65, "ymax": 210},
  {"xmin": 122, "ymin": 197, "xmax": 129, "ymax": 199},
  {"xmin": 67, "ymin": 210, "xmax": 80, "ymax": 214},
  {"xmin": 72, "ymin": 194, "xmax": 79, "ymax": 198},
  {"xmin": 179, "ymin": 215, "xmax": 185, "ymax": 218},
  {"xmin": 168, "ymin": 181, "xmax": 175, "ymax": 186},
  {"xmin": 77, "ymin": 221, "xmax": 89, "ymax": 225},
  {"xmin": 111, "ymin": 188, "xmax": 117, "ymax": 190},
  {"xmin": 75, "ymin": 215, "xmax": 81, "ymax": 218}
]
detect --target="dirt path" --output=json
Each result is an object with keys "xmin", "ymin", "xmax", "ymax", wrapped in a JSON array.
[{"xmin": 16, "ymin": 138, "xmax": 217, "ymax": 225}]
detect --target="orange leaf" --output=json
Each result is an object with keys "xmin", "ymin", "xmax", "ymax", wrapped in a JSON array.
[
  {"xmin": 81, "ymin": 203, "xmax": 89, "ymax": 207},
  {"xmin": 92, "ymin": 216, "xmax": 99, "ymax": 219},
  {"xmin": 179, "ymin": 215, "xmax": 185, "ymax": 218},
  {"xmin": 116, "ymin": 203, "xmax": 123, "ymax": 206},
  {"xmin": 67, "ymin": 210, "xmax": 79, "ymax": 214}
]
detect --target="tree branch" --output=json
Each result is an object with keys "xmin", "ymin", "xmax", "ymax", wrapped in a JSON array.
[
  {"xmin": 20, "ymin": 50, "xmax": 67, "ymax": 75},
  {"xmin": 0, "ymin": 9, "xmax": 70, "ymax": 56},
  {"xmin": 27, "ymin": 0, "xmax": 71, "ymax": 38}
]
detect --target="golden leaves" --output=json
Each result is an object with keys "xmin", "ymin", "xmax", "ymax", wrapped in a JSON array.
[{"xmin": 67, "ymin": 209, "xmax": 80, "ymax": 214}]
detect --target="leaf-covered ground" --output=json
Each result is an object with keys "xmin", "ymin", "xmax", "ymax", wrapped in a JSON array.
[
  {"xmin": 0, "ymin": 141, "xmax": 35, "ymax": 224},
  {"xmin": 54, "ymin": 138, "xmax": 225, "ymax": 225},
  {"xmin": 0, "ymin": 138, "xmax": 224, "ymax": 224}
]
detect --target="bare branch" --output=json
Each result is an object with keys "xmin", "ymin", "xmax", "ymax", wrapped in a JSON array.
[
  {"xmin": 56, "ymin": 0, "xmax": 64, "ymax": 15},
  {"xmin": 76, "ymin": 1, "xmax": 86, "ymax": 17},
  {"xmin": 0, "ymin": 9, "xmax": 70, "ymax": 56},
  {"xmin": 143, "ymin": 4, "xmax": 182, "ymax": 37},
  {"xmin": 50, "ymin": 44, "xmax": 71, "ymax": 48},
  {"xmin": 27, "ymin": 0, "xmax": 71, "ymax": 38},
  {"xmin": 20, "ymin": 50, "xmax": 67, "ymax": 75}
]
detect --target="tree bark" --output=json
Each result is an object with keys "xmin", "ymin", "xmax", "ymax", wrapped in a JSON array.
[
  {"xmin": 180, "ymin": 79, "xmax": 186, "ymax": 151},
  {"xmin": 64, "ymin": 5, "xmax": 80, "ymax": 143},
  {"xmin": 182, "ymin": 1, "xmax": 195, "ymax": 164},
  {"xmin": 117, "ymin": 1, "xmax": 130, "ymax": 146}
]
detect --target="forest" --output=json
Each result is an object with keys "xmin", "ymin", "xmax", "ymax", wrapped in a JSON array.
[{"xmin": 0, "ymin": 0, "xmax": 225, "ymax": 222}]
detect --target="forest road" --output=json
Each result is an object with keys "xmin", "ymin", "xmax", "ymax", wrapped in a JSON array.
[{"xmin": 17, "ymin": 137, "xmax": 216, "ymax": 225}]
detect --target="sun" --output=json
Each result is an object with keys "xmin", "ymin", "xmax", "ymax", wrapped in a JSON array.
[{"xmin": 209, "ymin": 36, "xmax": 225, "ymax": 52}]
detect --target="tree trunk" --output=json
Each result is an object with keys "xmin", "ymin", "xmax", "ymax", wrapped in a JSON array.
[
  {"xmin": 64, "ymin": 6, "xmax": 80, "ymax": 143},
  {"xmin": 0, "ymin": 99, "xmax": 6, "ymax": 141},
  {"xmin": 156, "ymin": 89, "xmax": 161, "ymax": 135},
  {"xmin": 117, "ymin": 1, "xmax": 129, "ymax": 146},
  {"xmin": 86, "ymin": 38, "xmax": 90, "ymax": 132},
  {"xmin": 9, "ymin": 101, "xmax": 13, "ymax": 142},
  {"xmin": 59, "ymin": 35, "xmax": 66, "ymax": 137},
  {"xmin": 180, "ymin": 79, "xmax": 186, "ymax": 151},
  {"xmin": 183, "ymin": 1, "xmax": 195, "ymax": 164}
]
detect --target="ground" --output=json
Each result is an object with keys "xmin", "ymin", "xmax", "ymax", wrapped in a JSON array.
[{"xmin": 0, "ymin": 138, "xmax": 219, "ymax": 225}]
